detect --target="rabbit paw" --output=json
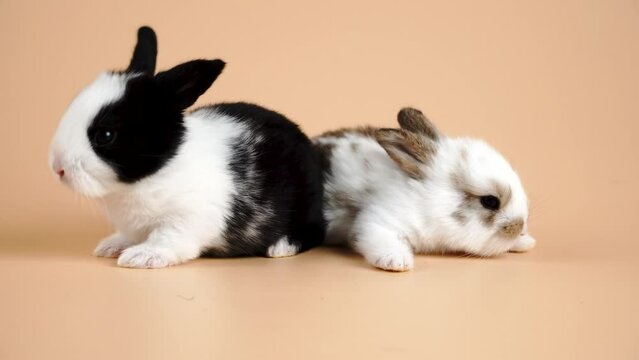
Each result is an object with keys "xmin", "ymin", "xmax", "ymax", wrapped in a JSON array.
[
  {"xmin": 509, "ymin": 234, "xmax": 536, "ymax": 253},
  {"xmin": 117, "ymin": 244, "xmax": 177, "ymax": 269},
  {"xmin": 93, "ymin": 233, "xmax": 132, "ymax": 258},
  {"xmin": 266, "ymin": 236, "xmax": 299, "ymax": 258},
  {"xmin": 370, "ymin": 252, "xmax": 414, "ymax": 272}
]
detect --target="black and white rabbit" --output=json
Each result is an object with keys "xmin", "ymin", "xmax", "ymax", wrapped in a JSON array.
[
  {"xmin": 49, "ymin": 27, "xmax": 326, "ymax": 268},
  {"xmin": 315, "ymin": 107, "xmax": 535, "ymax": 271}
]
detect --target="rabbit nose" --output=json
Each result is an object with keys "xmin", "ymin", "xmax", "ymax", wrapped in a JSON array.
[
  {"xmin": 500, "ymin": 218, "xmax": 524, "ymax": 237},
  {"xmin": 52, "ymin": 156, "xmax": 65, "ymax": 178}
]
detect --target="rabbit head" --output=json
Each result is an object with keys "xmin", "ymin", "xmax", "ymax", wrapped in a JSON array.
[
  {"xmin": 376, "ymin": 108, "xmax": 535, "ymax": 256},
  {"xmin": 49, "ymin": 26, "xmax": 225, "ymax": 197}
]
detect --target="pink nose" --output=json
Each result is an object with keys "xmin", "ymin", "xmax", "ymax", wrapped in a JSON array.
[{"xmin": 52, "ymin": 156, "xmax": 65, "ymax": 178}]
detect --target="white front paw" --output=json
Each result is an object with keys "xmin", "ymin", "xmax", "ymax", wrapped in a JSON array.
[
  {"xmin": 370, "ymin": 252, "xmax": 415, "ymax": 272},
  {"xmin": 94, "ymin": 233, "xmax": 130, "ymax": 258},
  {"xmin": 509, "ymin": 234, "xmax": 536, "ymax": 253},
  {"xmin": 117, "ymin": 244, "xmax": 177, "ymax": 269}
]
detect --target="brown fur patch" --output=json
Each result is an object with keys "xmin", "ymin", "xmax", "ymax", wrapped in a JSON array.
[
  {"xmin": 392, "ymin": 159, "xmax": 423, "ymax": 179},
  {"xmin": 375, "ymin": 129, "xmax": 437, "ymax": 180},
  {"xmin": 397, "ymin": 107, "xmax": 440, "ymax": 141},
  {"xmin": 319, "ymin": 126, "xmax": 378, "ymax": 139},
  {"xmin": 500, "ymin": 219, "xmax": 524, "ymax": 237},
  {"xmin": 401, "ymin": 132, "xmax": 435, "ymax": 164},
  {"xmin": 350, "ymin": 142, "xmax": 360, "ymax": 152},
  {"xmin": 482, "ymin": 210, "xmax": 497, "ymax": 226}
]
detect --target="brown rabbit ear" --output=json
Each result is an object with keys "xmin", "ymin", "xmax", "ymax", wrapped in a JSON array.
[
  {"xmin": 397, "ymin": 107, "xmax": 441, "ymax": 141},
  {"xmin": 375, "ymin": 128, "xmax": 436, "ymax": 179}
]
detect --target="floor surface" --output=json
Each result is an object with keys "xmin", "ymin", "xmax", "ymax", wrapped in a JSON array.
[{"xmin": 1, "ymin": 222, "xmax": 637, "ymax": 359}]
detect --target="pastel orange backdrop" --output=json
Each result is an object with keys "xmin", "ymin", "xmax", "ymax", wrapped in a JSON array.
[
  {"xmin": 2, "ymin": 1, "xmax": 636, "ymax": 246},
  {"xmin": 0, "ymin": 1, "xmax": 638, "ymax": 358}
]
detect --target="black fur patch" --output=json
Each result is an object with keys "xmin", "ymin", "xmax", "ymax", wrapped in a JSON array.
[
  {"xmin": 88, "ymin": 60, "xmax": 225, "ymax": 182},
  {"xmin": 127, "ymin": 26, "xmax": 158, "ymax": 75},
  {"xmin": 88, "ymin": 75, "xmax": 186, "ymax": 182},
  {"xmin": 202, "ymin": 102, "xmax": 326, "ymax": 256}
]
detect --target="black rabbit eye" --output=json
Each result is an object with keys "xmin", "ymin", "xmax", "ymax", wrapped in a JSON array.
[
  {"xmin": 480, "ymin": 195, "xmax": 500, "ymax": 211},
  {"xmin": 95, "ymin": 129, "xmax": 116, "ymax": 146}
]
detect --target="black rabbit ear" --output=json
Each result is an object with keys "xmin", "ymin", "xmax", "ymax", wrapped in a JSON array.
[
  {"xmin": 154, "ymin": 59, "xmax": 226, "ymax": 110},
  {"xmin": 127, "ymin": 26, "xmax": 157, "ymax": 75}
]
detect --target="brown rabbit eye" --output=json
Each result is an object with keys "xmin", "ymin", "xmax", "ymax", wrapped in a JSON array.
[
  {"xmin": 95, "ymin": 129, "xmax": 117, "ymax": 146},
  {"xmin": 480, "ymin": 195, "xmax": 500, "ymax": 211}
]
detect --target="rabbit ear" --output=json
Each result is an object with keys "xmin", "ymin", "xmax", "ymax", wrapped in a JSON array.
[
  {"xmin": 154, "ymin": 59, "xmax": 226, "ymax": 110},
  {"xmin": 397, "ymin": 107, "xmax": 440, "ymax": 141},
  {"xmin": 127, "ymin": 26, "xmax": 157, "ymax": 75},
  {"xmin": 375, "ymin": 128, "xmax": 436, "ymax": 179}
]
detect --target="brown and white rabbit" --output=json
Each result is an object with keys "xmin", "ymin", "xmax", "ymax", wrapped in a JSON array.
[{"xmin": 314, "ymin": 107, "xmax": 535, "ymax": 271}]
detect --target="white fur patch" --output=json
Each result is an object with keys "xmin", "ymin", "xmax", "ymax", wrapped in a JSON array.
[
  {"xmin": 266, "ymin": 237, "xmax": 299, "ymax": 258},
  {"xmin": 49, "ymin": 72, "xmax": 132, "ymax": 197}
]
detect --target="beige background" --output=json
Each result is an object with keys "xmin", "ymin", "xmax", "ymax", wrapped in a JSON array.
[{"xmin": 1, "ymin": 0, "xmax": 638, "ymax": 359}]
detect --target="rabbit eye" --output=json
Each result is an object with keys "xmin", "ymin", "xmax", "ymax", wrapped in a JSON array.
[
  {"xmin": 480, "ymin": 195, "xmax": 500, "ymax": 211},
  {"xmin": 95, "ymin": 129, "xmax": 117, "ymax": 146}
]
